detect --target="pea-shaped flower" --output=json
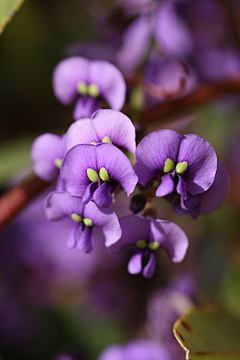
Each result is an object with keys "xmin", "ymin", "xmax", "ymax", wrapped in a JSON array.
[
  {"xmin": 45, "ymin": 192, "xmax": 121, "ymax": 253},
  {"xmin": 134, "ymin": 129, "xmax": 217, "ymax": 200},
  {"xmin": 65, "ymin": 109, "xmax": 136, "ymax": 155},
  {"xmin": 61, "ymin": 143, "xmax": 138, "ymax": 208},
  {"xmin": 112, "ymin": 215, "xmax": 188, "ymax": 278},
  {"xmin": 52, "ymin": 56, "xmax": 126, "ymax": 120},
  {"xmin": 31, "ymin": 133, "xmax": 65, "ymax": 182}
]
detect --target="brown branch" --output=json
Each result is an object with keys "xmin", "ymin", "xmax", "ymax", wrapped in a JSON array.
[
  {"xmin": 0, "ymin": 175, "xmax": 50, "ymax": 231},
  {"xmin": 1, "ymin": 76, "xmax": 240, "ymax": 230},
  {"xmin": 138, "ymin": 76, "xmax": 240, "ymax": 124}
]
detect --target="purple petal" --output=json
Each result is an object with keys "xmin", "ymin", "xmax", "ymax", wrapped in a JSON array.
[
  {"xmin": 156, "ymin": 173, "xmax": 174, "ymax": 197},
  {"xmin": 176, "ymin": 175, "xmax": 187, "ymax": 200},
  {"xmin": 77, "ymin": 226, "xmax": 94, "ymax": 253},
  {"xmin": 31, "ymin": 133, "xmax": 64, "ymax": 181},
  {"xmin": 73, "ymin": 96, "xmax": 98, "ymax": 120},
  {"xmin": 127, "ymin": 253, "xmax": 142, "ymax": 275},
  {"xmin": 93, "ymin": 182, "xmax": 113, "ymax": 208},
  {"xmin": 116, "ymin": 16, "xmax": 151, "ymax": 75},
  {"xmin": 89, "ymin": 60, "xmax": 126, "ymax": 110},
  {"xmin": 82, "ymin": 182, "xmax": 98, "ymax": 204},
  {"xmin": 67, "ymin": 223, "xmax": 79, "ymax": 249},
  {"xmin": 44, "ymin": 191, "xmax": 84, "ymax": 221},
  {"xmin": 150, "ymin": 220, "xmax": 188, "ymax": 262},
  {"xmin": 65, "ymin": 118, "xmax": 98, "ymax": 152},
  {"xmin": 83, "ymin": 201, "xmax": 122, "ymax": 247},
  {"xmin": 135, "ymin": 130, "xmax": 182, "ymax": 186},
  {"xmin": 96, "ymin": 143, "xmax": 138, "ymax": 196},
  {"xmin": 154, "ymin": 1, "xmax": 192, "ymax": 57},
  {"xmin": 91, "ymin": 109, "xmax": 136, "ymax": 154},
  {"xmin": 200, "ymin": 161, "xmax": 229, "ymax": 213},
  {"xmin": 61, "ymin": 144, "xmax": 97, "ymax": 196},
  {"xmin": 111, "ymin": 215, "xmax": 150, "ymax": 252},
  {"xmin": 178, "ymin": 134, "xmax": 217, "ymax": 195},
  {"xmin": 52, "ymin": 57, "xmax": 89, "ymax": 105},
  {"xmin": 143, "ymin": 253, "xmax": 156, "ymax": 278}
]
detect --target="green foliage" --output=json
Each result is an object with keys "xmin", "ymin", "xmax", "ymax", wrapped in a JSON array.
[
  {"xmin": 174, "ymin": 305, "xmax": 240, "ymax": 359},
  {"xmin": 0, "ymin": 0, "xmax": 25, "ymax": 35}
]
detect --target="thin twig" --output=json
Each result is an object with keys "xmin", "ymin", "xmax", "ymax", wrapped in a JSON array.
[{"xmin": 0, "ymin": 175, "xmax": 50, "ymax": 230}]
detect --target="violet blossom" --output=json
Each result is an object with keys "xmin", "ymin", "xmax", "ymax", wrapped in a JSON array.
[
  {"xmin": 52, "ymin": 56, "xmax": 126, "ymax": 120},
  {"xmin": 65, "ymin": 109, "xmax": 136, "ymax": 154},
  {"xmin": 112, "ymin": 215, "xmax": 188, "ymax": 278},
  {"xmin": 97, "ymin": 340, "xmax": 171, "ymax": 360},
  {"xmin": 31, "ymin": 133, "xmax": 65, "ymax": 182},
  {"xmin": 60, "ymin": 143, "xmax": 138, "ymax": 208},
  {"xmin": 169, "ymin": 160, "xmax": 229, "ymax": 219},
  {"xmin": 134, "ymin": 129, "xmax": 218, "ymax": 202},
  {"xmin": 45, "ymin": 191, "xmax": 121, "ymax": 253}
]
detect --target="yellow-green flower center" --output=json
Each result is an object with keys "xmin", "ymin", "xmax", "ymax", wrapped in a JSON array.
[
  {"xmin": 83, "ymin": 218, "xmax": 93, "ymax": 227},
  {"xmin": 99, "ymin": 167, "xmax": 110, "ymax": 182},
  {"xmin": 54, "ymin": 158, "xmax": 63, "ymax": 169},
  {"xmin": 175, "ymin": 161, "xmax": 188, "ymax": 175},
  {"xmin": 164, "ymin": 158, "xmax": 175, "ymax": 173},
  {"xmin": 87, "ymin": 168, "xmax": 99, "ymax": 182},
  {"xmin": 102, "ymin": 136, "xmax": 112, "ymax": 144},
  {"xmin": 136, "ymin": 239, "xmax": 147, "ymax": 248},
  {"xmin": 77, "ymin": 81, "xmax": 88, "ymax": 96},
  {"xmin": 77, "ymin": 81, "xmax": 100, "ymax": 98},
  {"xmin": 71, "ymin": 213, "xmax": 82, "ymax": 222},
  {"xmin": 88, "ymin": 83, "xmax": 100, "ymax": 98},
  {"xmin": 148, "ymin": 241, "xmax": 160, "ymax": 251}
]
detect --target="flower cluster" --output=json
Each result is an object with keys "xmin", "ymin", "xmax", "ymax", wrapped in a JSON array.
[{"xmin": 31, "ymin": 56, "xmax": 228, "ymax": 278}]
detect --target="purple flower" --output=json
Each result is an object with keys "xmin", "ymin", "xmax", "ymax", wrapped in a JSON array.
[
  {"xmin": 52, "ymin": 56, "xmax": 126, "ymax": 120},
  {"xmin": 134, "ymin": 129, "xmax": 217, "ymax": 201},
  {"xmin": 45, "ymin": 191, "xmax": 121, "ymax": 253},
  {"xmin": 61, "ymin": 143, "xmax": 138, "ymax": 208},
  {"xmin": 31, "ymin": 133, "xmax": 65, "ymax": 181},
  {"xmin": 112, "ymin": 215, "xmax": 188, "ymax": 278},
  {"xmin": 171, "ymin": 161, "xmax": 229, "ymax": 219},
  {"xmin": 65, "ymin": 109, "xmax": 136, "ymax": 154},
  {"xmin": 97, "ymin": 340, "xmax": 171, "ymax": 360}
]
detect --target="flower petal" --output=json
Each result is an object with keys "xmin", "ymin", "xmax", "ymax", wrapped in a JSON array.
[
  {"xmin": 116, "ymin": 16, "xmax": 151, "ymax": 75},
  {"xmin": 143, "ymin": 253, "xmax": 156, "ymax": 278},
  {"xmin": 83, "ymin": 201, "xmax": 122, "ymax": 247},
  {"xmin": 176, "ymin": 175, "xmax": 187, "ymax": 200},
  {"xmin": 31, "ymin": 133, "xmax": 64, "ymax": 181},
  {"xmin": 150, "ymin": 220, "xmax": 188, "ymax": 262},
  {"xmin": 156, "ymin": 173, "xmax": 174, "ymax": 197},
  {"xmin": 93, "ymin": 182, "xmax": 113, "ymax": 208},
  {"xmin": 67, "ymin": 223, "xmax": 79, "ymax": 249},
  {"xmin": 82, "ymin": 182, "xmax": 98, "ymax": 204},
  {"xmin": 44, "ymin": 191, "xmax": 84, "ymax": 221},
  {"xmin": 65, "ymin": 118, "xmax": 98, "ymax": 152},
  {"xmin": 135, "ymin": 130, "xmax": 182, "ymax": 186},
  {"xmin": 200, "ymin": 161, "xmax": 229, "ymax": 213},
  {"xmin": 52, "ymin": 56, "xmax": 89, "ymax": 105},
  {"xmin": 128, "ymin": 253, "xmax": 142, "ymax": 275},
  {"xmin": 91, "ymin": 109, "xmax": 136, "ymax": 154},
  {"xmin": 178, "ymin": 134, "xmax": 217, "ymax": 195},
  {"xmin": 96, "ymin": 143, "xmax": 138, "ymax": 196},
  {"xmin": 61, "ymin": 144, "xmax": 97, "ymax": 196},
  {"xmin": 77, "ymin": 226, "xmax": 94, "ymax": 253},
  {"xmin": 89, "ymin": 60, "xmax": 126, "ymax": 110},
  {"xmin": 73, "ymin": 96, "xmax": 98, "ymax": 120},
  {"xmin": 111, "ymin": 215, "xmax": 150, "ymax": 252}
]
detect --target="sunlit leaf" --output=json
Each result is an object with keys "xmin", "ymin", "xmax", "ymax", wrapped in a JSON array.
[
  {"xmin": 0, "ymin": 0, "xmax": 25, "ymax": 35},
  {"xmin": 174, "ymin": 305, "xmax": 240, "ymax": 360}
]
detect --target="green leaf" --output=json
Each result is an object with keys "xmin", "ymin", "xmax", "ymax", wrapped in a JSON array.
[
  {"xmin": 0, "ymin": 0, "xmax": 25, "ymax": 35},
  {"xmin": 174, "ymin": 305, "xmax": 240, "ymax": 359}
]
